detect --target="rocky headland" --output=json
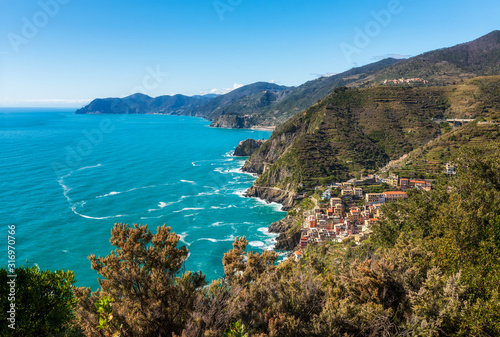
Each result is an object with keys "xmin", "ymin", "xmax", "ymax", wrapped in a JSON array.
[{"xmin": 233, "ymin": 139, "xmax": 265, "ymax": 157}]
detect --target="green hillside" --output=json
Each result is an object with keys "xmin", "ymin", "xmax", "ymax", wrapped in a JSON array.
[
  {"xmin": 243, "ymin": 76, "xmax": 500, "ymax": 190},
  {"xmin": 368, "ymin": 30, "xmax": 500, "ymax": 86},
  {"xmin": 213, "ymin": 31, "xmax": 500, "ymax": 128}
]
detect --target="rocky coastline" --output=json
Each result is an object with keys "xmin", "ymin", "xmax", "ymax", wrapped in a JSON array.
[
  {"xmin": 233, "ymin": 134, "xmax": 301, "ymax": 253},
  {"xmin": 268, "ymin": 215, "xmax": 301, "ymax": 251},
  {"xmin": 233, "ymin": 139, "xmax": 265, "ymax": 157},
  {"xmin": 209, "ymin": 115, "xmax": 255, "ymax": 129},
  {"xmin": 243, "ymin": 181, "xmax": 300, "ymax": 253},
  {"xmin": 245, "ymin": 185, "xmax": 295, "ymax": 211}
]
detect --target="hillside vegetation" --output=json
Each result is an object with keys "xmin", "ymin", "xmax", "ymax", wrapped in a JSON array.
[
  {"xmin": 369, "ymin": 30, "xmax": 500, "ymax": 86},
  {"xmin": 244, "ymin": 76, "xmax": 500, "ymax": 190},
  {"xmin": 4, "ymin": 148, "xmax": 500, "ymax": 336}
]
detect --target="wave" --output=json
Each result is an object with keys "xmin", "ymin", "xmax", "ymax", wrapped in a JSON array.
[
  {"xmin": 96, "ymin": 191, "xmax": 121, "ymax": 198},
  {"xmin": 180, "ymin": 179, "xmax": 196, "ymax": 184},
  {"xmin": 172, "ymin": 207, "xmax": 204, "ymax": 213},
  {"xmin": 210, "ymin": 221, "xmax": 225, "ymax": 227},
  {"xmin": 198, "ymin": 238, "xmax": 217, "ymax": 243},
  {"xmin": 178, "ymin": 232, "xmax": 190, "ymax": 246},
  {"xmin": 195, "ymin": 235, "xmax": 235, "ymax": 244},
  {"xmin": 140, "ymin": 215, "xmax": 165, "ymax": 220},
  {"xmin": 248, "ymin": 241, "xmax": 265, "ymax": 247},
  {"xmin": 252, "ymin": 197, "xmax": 285, "ymax": 212},
  {"xmin": 70, "ymin": 206, "xmax": 127, "ymax": 220},
  {"xmin": 233, "ymin": 189, "xmax": 247, "ymax": 198},
  {"xmin": 210, "ymin": 205, "xmax": 236, "ymax": 210},
  {"xmin": 96, "ymin": 184, "xmax": 161, "ymax": 199},
  {"xmin": 147, "ymin": 199, "xmax": 183, "ymax": 212},
  {"xmin": 196, "ymin": 190, "xmax": 220, "ymax": 197},
  {"xmin": 58, "ymin": 180, "xmax": 72, "ymax": 202},
  {"xmin": 214, "ymin": 167, "xmax": 243, "ymax": 175},
  {"xmin": 257, "ymin": 227, "xmax": 270, "ymax": 234},
  {"xmin": 77, "ymin": 163, "xmax": 102, "ymax": 171}
]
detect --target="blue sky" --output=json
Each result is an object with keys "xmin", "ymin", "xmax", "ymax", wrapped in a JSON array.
[{"xmin": 0, "ymin": 0, "xmax": 499, "ymax": 107}]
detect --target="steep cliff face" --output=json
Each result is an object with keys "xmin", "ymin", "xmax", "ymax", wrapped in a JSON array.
[
  {"xmin": 244, "ymin": 186, "xmax": 295, "ymax": 211},
  {"xmin": 268, "ymin": 215, "xmax": 295, "ymax": 233},
  {"xmin": 242, "ymin": 130, "xmax": 300, "ymax": 175},
  {"xmin": 209, "ymin": 115, "xmax": 255, "ymax": 129},
  {"xmin": 268, "ymin": 216, "xmax": 301, "ymax": 251},
  {"xmin": 274, "ymin": 231, "xmax": 301, "ymax": 251},
  {"xmin": 233, "ymin": 139, "xmax": 264, "ymax": 157}
]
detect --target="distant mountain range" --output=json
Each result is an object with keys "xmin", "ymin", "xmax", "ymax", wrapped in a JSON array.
[
  {"xmin": 75, "ymin": 93, "xmax": 215, "ymax": 116},
  {"xmin": 77, "ymin": 31, "xmax": 500, "ymax": 130}
]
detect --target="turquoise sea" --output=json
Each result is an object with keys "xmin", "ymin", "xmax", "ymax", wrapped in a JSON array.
[{"xmin": 0, "ymin": 108, "xmax": 286, "ymax": 288}]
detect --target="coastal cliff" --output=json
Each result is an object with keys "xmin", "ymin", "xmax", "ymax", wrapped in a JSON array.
[
  {"xmin": 233, "ymin": 139, "xmax": 264, "ymax": 157},
  {"xmin": 245, "ymin": 186, "xmax": 295, "ymax": 211},
  {"xmin": 269, "ymin": 215, "xmax": 301, "ymax": 251},
  {"xmin": 209, "ymin": 115, "xmax": 255, "ymax": 129}
]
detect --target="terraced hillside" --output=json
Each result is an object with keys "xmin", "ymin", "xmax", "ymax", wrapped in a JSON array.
[{"xmin": 243, "ymin": 76, "xmax": 500, "ymax": 194}]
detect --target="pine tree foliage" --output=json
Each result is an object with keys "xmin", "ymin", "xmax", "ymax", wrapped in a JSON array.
[{"xmin": 74, "ymin": 223, "xmax": 205, "ymax": 337}]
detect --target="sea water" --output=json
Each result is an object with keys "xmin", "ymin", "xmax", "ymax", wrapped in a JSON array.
[{"xmin": 0, "ymin": 108, "xmax": 286, "ymax": 288}]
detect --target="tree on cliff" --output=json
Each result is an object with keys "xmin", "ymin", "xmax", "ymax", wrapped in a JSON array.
[{"xmin": 74, "ymin": 223, "xmax": 206, "ymax": 337}]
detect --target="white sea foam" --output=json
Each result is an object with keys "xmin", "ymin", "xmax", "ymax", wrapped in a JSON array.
[
  {"xmin": 211, "ymin": 205, "xmax": 236, "ymax": 210},
  {"xmin": 248, "ymin": 241, "xmax": 265, "ymax": 247},
  {"xmin": 258, "ymin": 227, "xmax": 270, "ymax": 234},
  {"xmin": 172, "ymin": 207, "xmax": 204, "ymax": 213},
  {"xmin": 196, "ymin": 189, "xmax": 220, "ymax": 197},
  {"xmin": 70, "ymin": 206, "xmax": 127, "ymax": 220},
  {"xmin": 148, "ymin": 199, "xmax": 183, "ymax": 212},
  {"xmin": 180, "ymin": 179, "xmax": 196, "ymax": 184},
  {"xmin": 140, "ymin": 215, "xmax": 165, "ymax": 220},
  {"xmin": 195, "ymin": 235, "xmax": 235, "ymax": 244},
  {"xmin": 252, "ymin": 197, "xmax": 284, "ymax": 212},
  {"xmin": 77, "ymin": 163, "xmax": 102, "ymax": 171},
  {"xmin": 233, "ymin": 189, "xmax": 247, "ymax": 198},
  {"xmin": 178, "ymin": 232, "xmax": 190, "ymax": 246},
  {"xmin": 210, "ymin": 221, "xmax": 225, "ymax": 227},
  {"xmin": 199, "ymin": 238, "xmax": 218, "ymax": 243},
  {"xmin": 96, "ymin": 191, "xmax": 121, "ymax": 198},
  {"xmin": 215, "ymin": 167, "xmax": 243, "ymax": 174},
  {"xmin": 96, "ymin": 184, "xmax": 160, "ymax": 199}
]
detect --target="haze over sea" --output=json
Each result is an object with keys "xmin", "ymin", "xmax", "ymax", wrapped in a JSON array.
[{"xmin": 0, "ymin": 108, "xmax": 286, "ymax": 288}]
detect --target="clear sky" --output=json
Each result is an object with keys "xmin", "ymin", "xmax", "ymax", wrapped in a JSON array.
[{"xmin": 0, "ymin": 0, "xmax": 499, "ymax": 107}]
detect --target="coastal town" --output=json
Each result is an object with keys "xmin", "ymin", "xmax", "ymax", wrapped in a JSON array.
[{"xmin": 293, "ymin": 174, "xmax": 432, "ymax": 260}]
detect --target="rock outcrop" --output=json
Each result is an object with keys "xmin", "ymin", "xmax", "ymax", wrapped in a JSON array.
[
  {"xmin": 268, "ymin": 215, "xmax": 301, "ymax": 251},
  {"xmin": 233, "ymin": 139, "xmax": 265, "ymax": 157},
  {"xmin": 209, "ymin": 115, "xmax": 255, "ymax": 129},
  {"xmin": 274, "ymin": 231, "xmax": 301, "ymax": 251},
  {"xmin": 245, "ymin": 186, "xmax": 295, "ymax": 211},
  {"xmin": 268, "ymin": 215, "xmax": 294, "ymax": 233}
]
